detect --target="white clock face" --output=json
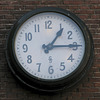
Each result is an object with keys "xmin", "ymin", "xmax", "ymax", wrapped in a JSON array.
[{"xmin": 14, "ymin": 12, "xmax": 85, "ymax": 80}]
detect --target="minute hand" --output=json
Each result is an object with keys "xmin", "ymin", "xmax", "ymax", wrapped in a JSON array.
[{"xmin": 52, "ymin": 44, "xmax": 82, "ymax": 48}]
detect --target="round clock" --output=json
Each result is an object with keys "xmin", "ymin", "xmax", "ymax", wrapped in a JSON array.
[{"xmin": 6, "ymin": 7, "xmax": 94, "ymax": 92}]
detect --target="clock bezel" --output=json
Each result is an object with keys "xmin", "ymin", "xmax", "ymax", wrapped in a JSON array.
[{"xmin": 6, "ymin": 7, "xmax": 94, "ymax": 92}]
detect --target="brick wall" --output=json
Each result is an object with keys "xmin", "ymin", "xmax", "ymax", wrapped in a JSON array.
[{"xmin": 0, "ymin": 0, "xmax": 100, "ymax": 100}]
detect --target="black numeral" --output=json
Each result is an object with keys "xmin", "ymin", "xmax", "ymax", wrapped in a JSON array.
[
  {"xmin": 23, "ymin": 44, "xmax": 28, "ymax": 52},
  {"xmin": 36, "ymin": 63, "xmax": 41, "ymax": 72},
  {"xmin": 73, "ymin": 42, "xmax": 78, "ymax": 50},
  {"xmin": 67, "ymin": 31, "xmax": 72, "ymax": 39},
  {"xmin": 25, "ymin": 32, "xmax": 32, "ymax": 41},
  {"xmin": 67, "ymin": 54, "xmax": 74, "ymax": 62},
  {"xmin": 27, "ymin": 55, "xmax": 32, "ymax": 64},
  {"xmin": 45, "ymin": 20, "xmax": 52, "ymax": 29},
  {"xmin": 60, "ymin": 24, "xmax": 62, "ymax": 30},
  {"xmin": 48, "ymin": 66, "xmax": 54, "ymax": 74},
  {"xmin": 60, "ymin": 62, "xmax": 65, "ymax": 71},
  {"xmin": 34, "ymin": 24, "xmax": 40, "ymax": 32}
]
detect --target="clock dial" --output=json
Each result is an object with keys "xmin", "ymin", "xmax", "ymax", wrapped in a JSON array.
[
  {"xmin": 14, "ymin": 12, "xmax": 85, "ymax": 80},
  {"xmin": 6, "ymin": 7, "xmax": 93, "ymax": 92}
]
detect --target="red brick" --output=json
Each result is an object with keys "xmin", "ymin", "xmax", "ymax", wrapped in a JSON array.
[
  {"xmin": 41, "ymin": 0, "xmax": 57, "ymax": 4},
  {"xmin": 2, "ymin": 6, "xmax": 14, "ymax": 10},
  {"xmin": 79, "ymin": 88, "xmax": 99, "ymax": 92},
  {"xmin": 91, "ymin": 15, "xmax": 100, "ymax": 19},
  {"xmin": 90, "ymin": 5, "xmax": 100, "ymax": 9},
  {"xmin": 94, "ymin": 83, "xmax": 100, "ymax": 87},
  {"xmin": 89, "ymin": 0, "xmax": 100, "ymax": 4},
  {"xmin": 79, "ymin": 15, "xmax": 89, "ymax": 20},
  {"xmin": 20, "ymin": 1, "xmax": 40, "ymax": 5},
  {"xmin": 89, "ymin": 98, "xmax": 100, "ymax": 100},
  {"xmin": 64, "ymin": 1, "xmax": 84, "ymax": 5}
]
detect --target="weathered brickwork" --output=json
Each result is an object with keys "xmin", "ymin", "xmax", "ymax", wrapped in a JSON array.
[{"xmin": 0, "ymin": 0, "xmax": 100, "ymax": 100}]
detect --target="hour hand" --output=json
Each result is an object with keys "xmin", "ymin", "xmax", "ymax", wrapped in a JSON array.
[
  {"xmin": 50, "ymin": 28, "xmax": 63, "ymax": 45},
  {"xmin": 42, "ymin": 28, "xmax": 64, "ymax": 54}
]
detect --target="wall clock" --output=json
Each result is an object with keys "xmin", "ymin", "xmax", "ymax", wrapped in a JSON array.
[{"xmin": 6, "ymin": 7, "xmax": 94, "ymax": 93}]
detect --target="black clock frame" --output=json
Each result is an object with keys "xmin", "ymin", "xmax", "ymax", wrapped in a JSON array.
[{"xmin": 6, "ymin": 7, "xmax": 94, "ymax": 93}]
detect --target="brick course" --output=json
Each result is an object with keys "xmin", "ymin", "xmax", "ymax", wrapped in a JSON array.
[{"xmin": 0, "ymin": 0, "xmax": 100, "ymax": 100}]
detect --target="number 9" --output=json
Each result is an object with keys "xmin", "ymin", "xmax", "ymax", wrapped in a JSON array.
[{"xmin": 23, "ymin": 44, "xmax": 28, "ymax": 52}]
